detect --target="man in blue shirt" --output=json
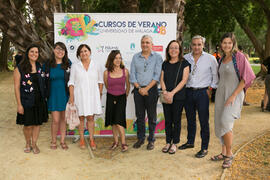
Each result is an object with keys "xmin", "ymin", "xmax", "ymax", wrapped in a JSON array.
[
  {"xmin": 130, "ymin": 35, "xmax": 163, "ymax": 150},
  {"xmin": 179, "ymin": 35, "xmax": 218, "ymax": 158}
]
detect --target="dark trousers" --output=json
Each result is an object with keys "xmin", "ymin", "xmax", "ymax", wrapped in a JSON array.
[
  {"xmin": 133, "ymin": 86, "xmax": 158, "ymax": 142},
  {"xmin": 184, "ymin": 88, "xmax": 210, "ymax": 150},
  {"xmin": 211, "ymin": 88, "xmax": 216, "ymax": 102},
  {"xmin": 163, "ymin": 100, "xmax": 185, "ymax": 144}
]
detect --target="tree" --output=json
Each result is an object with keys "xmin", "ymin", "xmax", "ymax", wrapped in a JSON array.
[
  {"xmin": 0, "ymin": 0, "xmax": 61, "ymax": 61},
  {"xmin": 0, "ymin": 33, "xmax": 10, "ymax": 71},
  {"xmin": 141, "ymin": 0, "xmax": 186, "ymax": 45},
  {"xmin": 185, "ymin": 0, "xmax": 270, "ymax": 63}
]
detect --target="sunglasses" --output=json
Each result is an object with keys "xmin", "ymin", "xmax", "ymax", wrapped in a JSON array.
[
  {"xmin": 192, "ymin": 64, "xmax": 197, "ymax": 75},
  {"xmin": 144, "ymin": 62, "xmax": 148, "ymax": 72}
]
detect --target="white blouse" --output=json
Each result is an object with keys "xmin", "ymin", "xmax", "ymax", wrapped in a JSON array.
[{"xmin": 68, "ymin": 60, "xmax": 103, "ymax": 116}]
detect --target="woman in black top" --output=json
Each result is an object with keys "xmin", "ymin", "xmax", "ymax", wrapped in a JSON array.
[
  {"xmin": 262, "ymin": 56, "xmax": 270, "ymax": 111},
  {"xmin": 160, "ymin": 40, "xmax": 190, "ymax": 154},
  {"xmin": 14, "ymin": 44, "xmax": 48, "ymax": 154}
]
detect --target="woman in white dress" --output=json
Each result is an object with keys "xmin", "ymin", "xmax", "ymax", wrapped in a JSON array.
[{"xmin": 68, "ymin": 44, "xmax": 103, "ymax": 150}]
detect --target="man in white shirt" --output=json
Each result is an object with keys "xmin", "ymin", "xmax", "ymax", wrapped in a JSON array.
[{"xmin": 178, "ymin": 35, "xmax": 218, "ymax": 158}]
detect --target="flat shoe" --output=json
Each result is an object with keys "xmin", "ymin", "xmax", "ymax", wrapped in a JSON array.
[
  {"xmin": 110, "ymin": 142, "xmax": 119, "ymax": 150},
  {"xmin": 121, "ymin": 144, "xmax": 128, "ymax": 152},
  {"xmin": 162, "ymin": 144, "xmax": 171, "ymax": 153},
  {"xmin": 211, "ymin": 153, "xmax": 226, "ymax": 161},
  {"xmin": 168, "ymin": 144, "xmax": 177, "ymax": 154},
  {"xmin": 195, "ymin": 149, "xmax": 208, "ymax": 158},
  {"xmin": 50, "ymin": 142, "xmax": 57, "ymax": 150},
  {"xmin": 178, "ymin": 143, "xmax": 194, "ymax": 150},
  {"xmin": 24, "ymin": 146, "xmax": 32, "ymax": 153},
  {"xmin": 60, "ymin": 142, "xmax": 68, "ymax": 150},
  {"xmin": 32, "ymin": 146, "xmax": 40, "ymax": 154},
  {"xmin": 222, "ymin": 156, "xmax": 233, "ymax": 168}
]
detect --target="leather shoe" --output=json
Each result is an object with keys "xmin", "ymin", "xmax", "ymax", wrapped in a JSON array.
[
  {"xmin": 133, "ymin": 139, "xmax": 144, "ymax": 149},
  {"xmin": 178, "ymin": 143, "xmax": 194, "ymax": 150},
  {"xmin": 146, "ymin": 142, "xmax": 154, "ymax": 150},
  {"xmin": 195, "ymin": 149, "xmax": 208, "ymax": 158}
]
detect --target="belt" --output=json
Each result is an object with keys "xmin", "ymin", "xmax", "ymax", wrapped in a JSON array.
[{"xmin": 187, "ymin": 87, "xmax": 208, "ymax": 91}]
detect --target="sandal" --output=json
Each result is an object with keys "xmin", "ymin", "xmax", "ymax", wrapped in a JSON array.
[
  {"xmin": 222, "ymin": 156, "xmax": 233, "ymax": 168},
  {"xmin": 24, "ymin": 146, "xmax": 32, "ymax": 153},
  {"xmin": 60, "ymin": 142, "xmax": 69, "ymax": 150},
  {"xmin": 79, "ymin": 139, "xmax": 86, "ymax": 149},
  {"xmin": 162, "ymin": 144, "xmax": 171, "ymax": 153},
  {"xmin": 110, "ymin": 142, "xmax": 119, "ymax": 150},
  {"xmin": 50, "ymin": 142, "xmax": 57, "ymax": 150},
  {"xmin": 211, "ymin": 153, "xmax": 226, "ymax": 161},
  {"xmin": 90, "ymin": 139, "xmax": 96, "ymax": 151},
  {"xmin": 121, "ymin": 144, "xmax": 128, "ymax": 152},
  {"xmin": 168, "ymin": 144, "xmax": 177, "ymax": 154},
  {"xmin": 32, "ymin": 145, "xmax": 40, "ymax": 154}
]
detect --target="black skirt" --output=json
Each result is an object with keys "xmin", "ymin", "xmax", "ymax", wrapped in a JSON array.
[
  {"xmin": 105, "ymin": 93, "xmax": 126, "ymax": 128},
  {"xmin": 16, "ymin": 73, "xmax": 48, "ymax": 126}
]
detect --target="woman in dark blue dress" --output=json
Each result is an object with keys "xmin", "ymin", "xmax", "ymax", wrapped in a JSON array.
[
  {"xmin": 45, "ymin": 42, "xmax": 71, "ymax": 150},
  {"xmin": 14, "ymin": 44, "xmax": 48, "ymax": 154}
]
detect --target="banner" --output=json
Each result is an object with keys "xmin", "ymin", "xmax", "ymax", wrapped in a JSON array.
[{"xmin": 54, "ymin": 13, "xmax": 177, "ymax": 136}]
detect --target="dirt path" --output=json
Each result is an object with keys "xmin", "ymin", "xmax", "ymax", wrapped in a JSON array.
[{"xmin": 0, "ymin": 72, "xmax": 269, "ymax": 180}]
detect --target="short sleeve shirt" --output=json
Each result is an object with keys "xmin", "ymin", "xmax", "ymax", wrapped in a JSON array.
[{"xmin": 162, "ymin": 59, "xmax": 190, "ymax": 100}]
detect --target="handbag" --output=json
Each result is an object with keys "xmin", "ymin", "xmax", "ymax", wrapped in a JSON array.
[
  {"xmin": 65, "ymin": 103, "xmax": 80, "ymax": 130},
  {"xmin": 160, "ymin": 61, "xmax": 182, "ymax": 104}
]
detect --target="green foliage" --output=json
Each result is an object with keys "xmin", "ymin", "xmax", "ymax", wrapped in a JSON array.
[
  {"xmin": 251, "ymin": 65, "xmax": 261, "ymax": 74},
  {"xmin": 184, "ymin": 0, "xmax": 236, "ymax": 45},
  {"xmin": 139, "ymin": 0, "xmax": 154, "ymax": 13},
  {"xmin": 185, "ymin": 0, "xmax": 269, "ymax": 49}
]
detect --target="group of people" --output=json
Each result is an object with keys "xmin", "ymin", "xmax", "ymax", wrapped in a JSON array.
[{"xmin": 14, "ymin": 32, "xmax": 255, "ymax": 169}]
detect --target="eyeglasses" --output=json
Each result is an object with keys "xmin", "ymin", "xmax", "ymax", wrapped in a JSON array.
[
  {"xmin": 55, "ymin": 47, "xmax": 65, "ymax": 52},
  {"xmin": 192, "ymin": 64, "xmax": 197, "ymax": 75}
]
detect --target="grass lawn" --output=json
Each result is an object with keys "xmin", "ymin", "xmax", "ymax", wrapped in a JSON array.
[{"xmin": 252, "ymin": 65, "xmax": 261, "ymax": 74}]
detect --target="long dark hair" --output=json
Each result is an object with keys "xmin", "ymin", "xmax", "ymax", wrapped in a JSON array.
[
  {"xmin": 49, "ymin": 42, "xmax": 69, "ymax": 70},
  {"xmin": 165, "ymin": 40, "xmax": 183, "ymax": 61},
  {"xmin": 76, "ymin": 44, "xmax": 91, "ymax": 59},
  {"xmin": 105, "ymin": 50, "xmax": 125, "ymax": 72},
  {"xmin": 19, "ymin": 44, "xmax": 40, "ymax": 74}
]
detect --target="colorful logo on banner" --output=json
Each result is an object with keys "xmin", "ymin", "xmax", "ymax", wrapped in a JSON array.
[
  {"xmin": 153, "ymin": 25, "xmax": 166, "ymax": 35},
  {"xmin": 57, "ymin": 14, "xmax": 99, "ymax": 41},
  {"xmin": 65, "ymin": 113, "xmax": 165, "ymax": 135}
]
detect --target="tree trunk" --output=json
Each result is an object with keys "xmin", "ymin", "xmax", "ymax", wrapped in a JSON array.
[
  {"xmin": 0, "ymin": 0, "xmax": 59, "ymax": 61},
  {"xmin": 120, "ymin": 0, "xmax": 139, "ymax": 13},
  {"xmin": 73, "ymin": 0, "xmax": 81, "ymax": 12},
  {"xmin": 0, "ymin": 33, "xmax": 10, "ymax": 72},
  {"xmin": 149, "ymin": 0, "xmax": 186, "ymax": 47}
]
